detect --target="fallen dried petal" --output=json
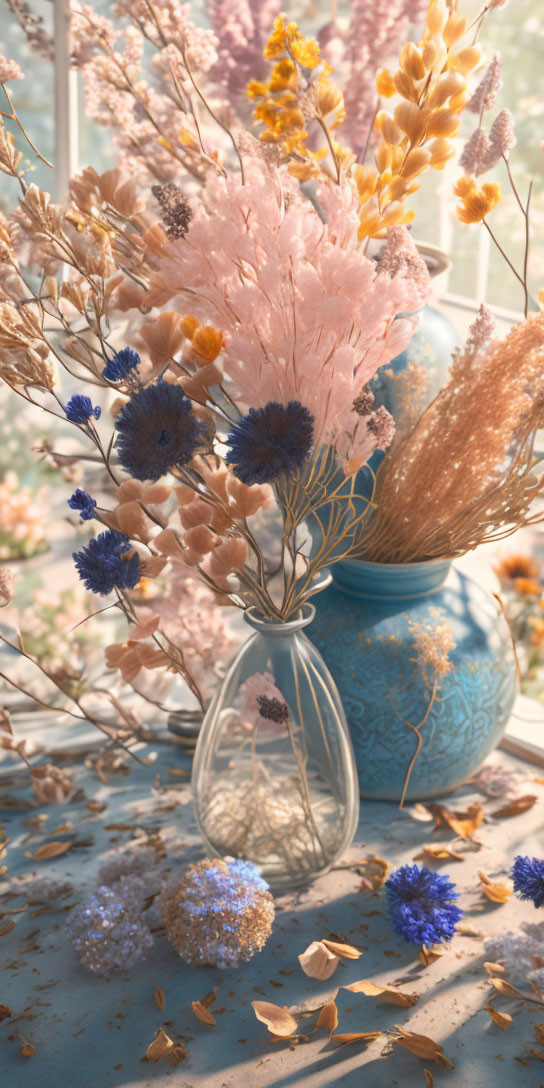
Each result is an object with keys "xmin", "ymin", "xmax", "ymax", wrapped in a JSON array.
[
  {"xmin": 415, "ymin": 843, "xmax": 464, "ymax": 862},
  {"xmin": 298, "ymin": 940, "xmax": 339, "ymax": 980},
  {"xmin": 534, "ymin": 1024, "xmax": 544, "ymax": 1046},
  {"xmin": 0, "ymin": 920, "xmax": 14, "ymax": 937},
  {"xmin": 142, "ymin": 1027, "xmax": 186, "ymax": 1065},
  {"xmin": 330, "ymin": 1031, "xmax": 381, "ymax": 1047},
  {"xmin": 33, "ymin": 841, "xmax": 73, "ymax": 861},
  {"xmin": 394, "ymin": 1029, "xmax": 453, "ymax": 1068},
  {"xmin": 155, "ymin": 987, "xmax": 165, "ymax": 1011},
  {"xmin": 0, "ymin": 1005, "xmax": 11, "ymax": 1021},
  {"xmin": 344, "ymin": 979, "xmax": 419, "ymax": 1007},
  {"xmin": 487, "ymin": 1004, "xmax": 512, "ymax": 1029},
  {"xmin": 426, "ymin": 801, "xmax": 484, "ymax": 839},
  {"xmin": 21, "ymin": 1043, "xmax": 35, "ymax": 1057},
  {"xmin": 492, "ymin": 795, "xmax": 538, "ymax": 818},
  {"xmin": 358, "ymin": 855, "xmax": 389, "ymax": 891},
  {"xmin": 419, "ymin": 945, "xmax": 447, "ymax": 966},
  {"xmin": 192, "ymin": 1000, "xmax": 216, "ymax": 1026},
  {"xmin": 321, "ymin": 939, "xmax": 362, "ymax": 960},
  {"xmin": 478, "ymin": 871, "xmax": 513, "ymax": 903},
  {"xmin": 424, "ymin": 1071, "xmax": 434, "ymax": 1087},
  {"xmin": 315, "ymin": 999, "xmax": 338, "ymax": 1034},
  {"xmin": 252, "ymin": 1001, "xmax": 298, "ymax": 1037},
  {"xmin": 484, "ymin": 962, "xmax": 505, "ymax": 974}
]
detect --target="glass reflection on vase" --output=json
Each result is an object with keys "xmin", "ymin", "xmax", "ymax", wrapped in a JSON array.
[{"xmin": 191, "ymin": 604, "xmax": 360, "ymax": 890}]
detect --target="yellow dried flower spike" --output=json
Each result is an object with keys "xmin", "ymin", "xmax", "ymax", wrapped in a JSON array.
[
  {"xmin": 454, "ymin": 176, "xmax": 501, "ymax": 223},
  {"xmin": 358, "ymin": 0, "xmax": 482, "ymax": 239},
  {"xmin": 248, "ymin": 14, "xmax": 346, "ymax": 180}
]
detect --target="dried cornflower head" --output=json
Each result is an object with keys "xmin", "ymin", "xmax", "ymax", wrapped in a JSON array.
[
  {"xmin": 151, "ymin": 183, "xmax": 192, "ymax": 240},
  {"xmin": 0, "ymin": 566, "xmax": 14, "ymax": 605},
  {"xmin": 409, "ymin": 612, "xmax": 455, "ymax": 681}
]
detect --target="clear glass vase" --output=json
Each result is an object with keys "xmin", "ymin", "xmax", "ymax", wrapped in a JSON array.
[{"xmin": 191, "ymin": 605, "xmax": 360, "ymax": 890}]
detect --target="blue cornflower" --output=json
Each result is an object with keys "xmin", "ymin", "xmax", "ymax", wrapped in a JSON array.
[
  {"xmin": 385, "ymin": 863, "xmax": 462, "ymax": 946},
  {"xmin": 511, "ymin": 855, "xmax": 544, "ymax": 908},
  {"xmin": 67, "ymin": 488, "xmax": 97, "ymax": 522},
  {"xmin": 64, "ymin": 394, "xmax": 101, "ymax": 424},
  {"xmin": 114, "ymin": 381, "xmax": 205, "ymax": 482},
  {"xmin": 225, "ymin": 400, "xmax": 314, "ymax": 486},
  {"xmin": 102, "ymin": 347, "xmax": 141, "ymax": 383},
  {"xmin": 73, "ymin": 529, "xmax": 140, "ymax": 596}
]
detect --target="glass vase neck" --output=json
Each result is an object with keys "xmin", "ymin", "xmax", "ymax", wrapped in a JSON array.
[
  {"xmin": 243, "ymin": 604, "xmax": 316, "ymax": 637},
  {"xmin": 331, "ymin": 558, "xmax": 452, "ymax": 600}
]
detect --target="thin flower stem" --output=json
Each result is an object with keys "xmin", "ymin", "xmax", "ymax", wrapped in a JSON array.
[
  {"xmin": 1, "ymin": 83, "xmax": 53, "ymax": 167},
  {"xmin": 482, "ymin": 218, "xmax": 527, "ymax": 295}
]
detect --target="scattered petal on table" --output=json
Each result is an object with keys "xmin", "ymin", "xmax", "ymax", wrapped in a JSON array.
[
  {"xmin": 478, "ymin": 871, "xmax": 513, "ymax": 903},
  {"xmin": 142, "ymin": 1027, "xmax": 186, "ymax": 1065},
  {"xmin": 32, "ymin": 841, "xmax": 73, "ymax": 861},
  {"xmin": 393, "ymin": 1029, "xmax": 454, "ymax": 1069},
  {"xmin": 154, "ymin": 986, "xmax": 165, "ymax": 1011},
  {"xmin": 343, "ymin": 979, "xmax": 419, "ymax": 1007},
  {"xmin": 424, "ymin": 1071, "xmax": 434, "ymax": 1087},
  {"xmin": 492, "ymin": 795, "xmax": 538, "ymax": 819},
  {"xmin": 321, "ymin": 938, "xmax": 362, "ymax": 959},
  {"xmin": 483, "ymin": 961, "xmax": 505, "ymax": 974},
  {"xmin": 329, "ymin": 1031, "xmax": 382, "ymax": 1048},
  {"xmin": 358, "ymin": 855, "xmax": 389, "ymax": 891},
  {"xmin": 192, "ymin": 1000, "xmax": 216, "ymax": 1026},
  {"xmin": 415, "ymin": 843, "xmax": 464, "ymax": 862},
  {"xmin": 0, "ymin": 1005, "xmax": 11, "ymax": 1021},
  {"xmin": 252, "ymin": 1001, "xmax": 298, "ymax": 1037},
  {"xmin": 487, "ymin": 1004, "xmax": 512, "ymax": 1029},
  {"xmin": 315, "ymin": 999, "xmax": 338, "ymax": 1034},
  {"xmin": 298, "ymin": 940, "xmax": 339, "ymax": 979}
]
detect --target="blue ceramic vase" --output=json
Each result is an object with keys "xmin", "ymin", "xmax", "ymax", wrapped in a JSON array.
[{"xmin": 310, "ymin": 559, "xmax": 517, "ymax": 801}]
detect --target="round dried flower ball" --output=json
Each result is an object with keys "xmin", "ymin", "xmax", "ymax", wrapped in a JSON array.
[
  {"xmin": 69, "ymin": 885, "xmax": 153, "ymax": 975},
  {"xmin": 161, "ymin": 857, "xmax": 275, "ymax": 969}
]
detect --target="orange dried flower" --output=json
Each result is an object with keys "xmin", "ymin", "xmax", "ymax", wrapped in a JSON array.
[
  {"xmin": 454, "ymin": 176, "xmax": 501, "ymax": 223},
  {"xmin": 494, "ymin": 554, "xmax": 540, "ymax": 581},
  {"xmin": 514, "ymin": 577, "xmax": 542, "ymax": 597}
]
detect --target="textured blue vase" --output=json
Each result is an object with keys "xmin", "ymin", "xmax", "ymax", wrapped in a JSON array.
[
  {"xmin": 310, "ymin": 559, "xmax": 517, "ymax": 801},
  {"xmin": 371, "ymin": 304, "xmax": 461, "ymax": 421}
]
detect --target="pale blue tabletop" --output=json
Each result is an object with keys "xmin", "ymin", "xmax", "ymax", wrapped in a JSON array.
[{"xmin": 1, "ymin": 723, "xmax": 543, "ymax": 1088}]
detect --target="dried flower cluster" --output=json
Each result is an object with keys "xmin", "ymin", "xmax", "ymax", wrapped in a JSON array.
[
  {"xmin": 357, "ymin": 310, "xmax": 544, "ymax": 562},
  {"xmin": 161, "ymin": 857, "xmax": 275, "ymax": 968}
]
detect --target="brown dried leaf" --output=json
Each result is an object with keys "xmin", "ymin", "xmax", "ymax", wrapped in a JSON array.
[
  {"xmin": 358, "ymin": 855, "xmax": 389, "ymax": 891},
  {"xmin": 415, "ymin": 843, "xmax": 464, "ymax": 862},
  {"xmin": 424, "ymin": 1071, "xmax": 434, "ymax": 1087},
  {"xmin": 487, "ymin": 1004, "xmax": 512, "ymax": 1029},
  {"xmin": 142, "ymin": 1027, "xmax": 186, "ymax": 1066},
  {"xmin": 478, "ymin": 871, "xmax": 513, "ymax": 903},
  {"xmin": 0, "ymin": 920, "xmax": 14, "ymax": 937},
  {"xmin": 321, "ymin": 939, "xmax": 362, "ymax": 960},
  {"xmin": 200, "ymin": 988, "xmax": 217, "ymax": 1009},
  {"xmin": 484, "ymin": 962, "xmax": 505, "ymax": 974},
  {"xmin": 0, "ymin": 1005, "xmax": 11, "ymax": 1021},
  {"xmin": 298, "ymin": 940, "xmax": 339, "ymax": 980},
  {"xmin": 252, "ymin": 1001, "xmax": 298, "ymax": 1037},
  {"xmin": 426, "ymin": 801, "xmax": 484, "ymax": 839},
  {"xmin": 492, "ymin": 795, "xmax": 538, "ymax": 819},
  {"xmin": 155, "ymin": 987, "xmax": 165, "ymax": 1011},
  {"xmin": 343, "ymin": 979, "xmax": 419, "ymax": 1007},
  {"xmin": 315, "ymin": 999, "xmax": 338, "ymax": 1034},
  {"xmin": 21, "ymin": 1043, "xmax": 35, "ymax": 1057},
  {"xmin": 394, "ymin": 1029, "xmax": 454, "ymax": 1069},
  {"xmin": 32, "ymin": 841, "xmax": 72, "ymax": 861},
  {"xmin": 534, "ymin": 1024, "xmax": 544, "ymax": 1046},
  {"xmin": 192, "ymin": 1001, "xmax": 216, "ymax": 1026},
  {"xmin": 419, "ymin": 945, "xmax": 447, "ymax": 966},
  {"xmin": 330, "ymin": 1031, "xmax": 382, "ymax": 1047}
]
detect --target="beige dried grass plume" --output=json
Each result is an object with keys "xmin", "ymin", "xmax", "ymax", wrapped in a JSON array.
[{"xmin": 357, "ymin": 310, "xmax": 544, "ymax": 563}]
